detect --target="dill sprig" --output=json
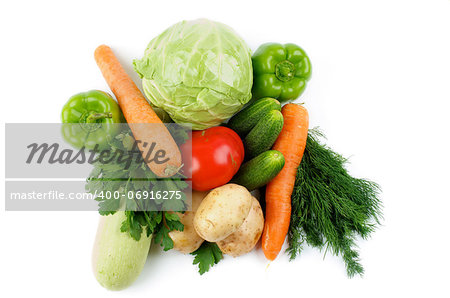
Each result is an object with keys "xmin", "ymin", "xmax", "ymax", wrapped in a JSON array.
[{"xmin": 288, "ymin": 128, "xmax": 383, "ymax": 278}]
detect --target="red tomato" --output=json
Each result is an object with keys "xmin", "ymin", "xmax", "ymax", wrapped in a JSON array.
[{"xmin": 181, "ymin": 126, "xmax": 244, "ymax": 191}]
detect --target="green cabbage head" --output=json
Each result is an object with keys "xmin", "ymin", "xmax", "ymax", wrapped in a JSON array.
[{"xmin": 133, "ymin": 19, "xmax": 253, "ymax": 130}]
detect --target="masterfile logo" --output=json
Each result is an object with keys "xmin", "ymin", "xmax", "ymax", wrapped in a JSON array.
[{"xmin": 4, "ymin": 123, "xmax": 192, "ymax": 212}]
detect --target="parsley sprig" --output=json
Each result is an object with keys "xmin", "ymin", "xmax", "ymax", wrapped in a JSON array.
[
  {"xmin": 86, "ymin": 128, "xmax": 189, "ymax": 251},
  {"xmin": 191, "ymin": 242, "xmax": 223, "ymax": 275}
]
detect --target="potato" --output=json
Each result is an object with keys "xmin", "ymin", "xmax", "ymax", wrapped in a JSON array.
[
  {"xmin": 169, "ymin": 191, "xmax": 208, "ymax": 253},
  {"xmin": 194, "ymin": 184, "xmax": 253, "ymax": 242},
  {"xmin": 217, "ymin": 196, "xmax": 264, "ymax": 257}
]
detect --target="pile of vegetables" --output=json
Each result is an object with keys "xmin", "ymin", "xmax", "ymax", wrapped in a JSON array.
[{"xmin": 60, "ymin": 18, "xmax": 382, "ymax": 291}]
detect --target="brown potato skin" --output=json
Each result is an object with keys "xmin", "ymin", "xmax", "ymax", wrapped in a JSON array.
[
  {"xmin": 217, "ymin": 196, "xmax": 264, "ymax": 257},
  {"xmin": 169, "ymin": 191, "xmax": 208, "ymax": 254},
  {"xmin": 194, "ymin": 184, "xmax": 253, "ymax": 242}
]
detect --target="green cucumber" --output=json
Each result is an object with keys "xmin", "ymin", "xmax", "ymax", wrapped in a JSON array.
[
  {"xmin": 227, "ymin": 97, "xmax": 281, "ymax": 136},
  {"xmin": 232, "ymin": 150, "xmax": 285, "ymax": 191},
  {"xmin": 244, "ymin": 109, "xmax": 284, "ymax": 159}
]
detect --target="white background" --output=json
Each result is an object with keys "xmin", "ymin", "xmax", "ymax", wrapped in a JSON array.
[{"xmin": 1, "ymin": 0, "xmax": 450, "ymax": 297}]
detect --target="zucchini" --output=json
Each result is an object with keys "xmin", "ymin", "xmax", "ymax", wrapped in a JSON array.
[
  {"xmin": 232, "ymin": 150, "xmax": 285, "ymax": 191},
  {"xmin": 244, "ymin": 109, "xmax": 284, "ymax": 158},
  {"xmin": 92, "ymin": 212, "xmax": 152, "ymax": 291},
  {"xmin": 227, "ymin": 97, "xmax": 281, "ymax": 136}
]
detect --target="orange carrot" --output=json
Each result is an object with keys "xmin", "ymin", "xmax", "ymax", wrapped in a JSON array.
[
  {"xmin": 262, "ymin": 103, "xmax": 309, "ymax": 260},
  {"xmin": 94, "ymin": 45, "xmax": 181, "ymax": 177}
]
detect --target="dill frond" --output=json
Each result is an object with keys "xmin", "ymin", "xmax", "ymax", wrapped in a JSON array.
[{"xmin": 288, "ymin": 128, "xmax": 383, "ymax": 278}]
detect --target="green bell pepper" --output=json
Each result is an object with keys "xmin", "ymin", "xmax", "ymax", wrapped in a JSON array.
[
  {"xmin": 252, "ymin": 43, "xmax": 312, "ymax": 102},
  {"xmin": 61, "ymin": 90, "xmax": 123, "ymax": 150}
]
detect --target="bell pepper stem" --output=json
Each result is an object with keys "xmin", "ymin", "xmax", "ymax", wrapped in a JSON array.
[
  {"xmin": 275, "ymin": 60, "xmax": 295, "ymax": 82},
  {"xmin": 86, "ymin": 112, "xmax": 113, "ymax": 123}
]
